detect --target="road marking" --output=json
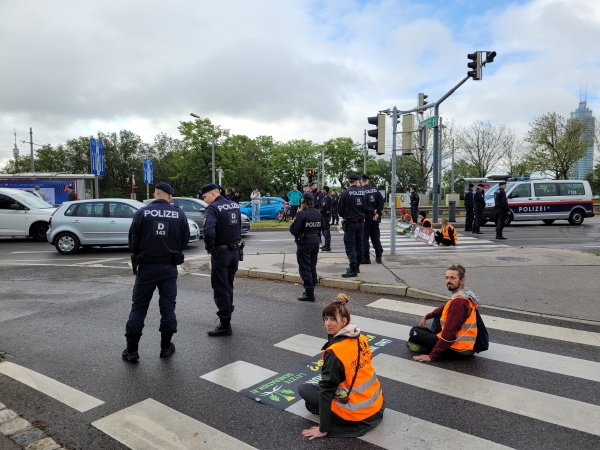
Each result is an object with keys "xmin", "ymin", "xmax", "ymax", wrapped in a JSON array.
[
  {"xmin": 367, "ymin": 298, "xmax": 600, "ymax": 347},
  {"xmin": 374, "ymin": 353, "xmax": 600, "ymax": 437},
  {"xmin": 78, "ymin": 257, "xmax": 128, "ymax": 265},
  {"xmin": 0, "ymin": 362, "xmax": 104, "ymax": 412},
  {"xmin": 201, "ymin": 361, "xmax": 511, "ymax": 450},
  {"xmin": 92, "ymin": 398, "xmax": 256, "ymax": 450},
  {"xmin": 9, "ymin": 251, "xmax": 56, "ymax": 254}
]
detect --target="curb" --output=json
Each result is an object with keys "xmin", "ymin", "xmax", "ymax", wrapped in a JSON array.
[{"xmin": 0, "ymin": 401, "xmax": 64, "ymax": 450}]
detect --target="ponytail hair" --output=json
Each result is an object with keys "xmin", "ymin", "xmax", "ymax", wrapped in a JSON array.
[{"xmin": 322, "ymin": 293, "xmax": 351, "ymax": 325}]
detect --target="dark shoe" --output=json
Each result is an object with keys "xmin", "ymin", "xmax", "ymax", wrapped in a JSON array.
[
  {"xmin": 298, "ymin": 291, "xmax": 315, "ymax": 302},
  {"xmin": 356, "ymin": 264, "xmax": 360, "ymax": 273},
  {"xmin": 496, "ymin": 236, "xmax": 507, "ymax": 240},
  {"xmin": 122, "ymin": 349, "xmax": 139, "ymax": 362},
  {"xmin": 305, "ymin": 402, "xmax": 319, "ymax": 415},
  {"xmin": 160, "ymin": 343, "xmax": 175, "ymax": 358},
  {"xmin": 362, "ymin": 258, "xmax": 371, "ymax": 264},
  {"xmin": 375, "ymin": 256, "xmax": 382, "ymax": 264},
  {"xmin": 341, "ymin": 264, "xmax": 357, "ymax": 278},
  {"xmin": 320, "ymin": 246, "xmax": 331, "ymax": 251},
  {"xmin": 207, "ymin": 325, "xmax": 232, "ymax": 336},
  {"xmin": 406, "ymin": 341, "xmax": 428, "ymax": 354},
  {"xmin": 476, "ymin": 231, "xmax": 484, "ymax": 235}
]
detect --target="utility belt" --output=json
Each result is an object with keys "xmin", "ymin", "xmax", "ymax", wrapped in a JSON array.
[
  {"xmin": 212, "ymin": 241, "xmax": 245, "ymax": 261},
  {"xmin": 295, "ymin": 232, "xmax": 319, "ymax": 243},
  {"xmin": 216, "ymin": 241, "xmax": 241, "ymax": 251},
  {"xmin": 139, "ymin": 253, "xmax": 184, "ymax": 265},
  {"xmin": 345, "ymin": 217, "xmax": 364, "ymax": 224}
]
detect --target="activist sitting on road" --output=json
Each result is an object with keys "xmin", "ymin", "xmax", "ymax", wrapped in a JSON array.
[
  {"xmin": 419, "ymin": 211, "xmax": 432, "ymax": 228},
  {"xmin": 399, "ymin": 207, "xmax": 413, "ymax": 223},
  {"xmin": 434, "ymin": 217, "xmax": 457, "ymax": 246},
  {"xmin": 299, "ymin": 293, "xmax": 385, "ymax": 440},
  {"xmin": 407, "ymin": 265, "xmax": 480, "ymax": 361}
]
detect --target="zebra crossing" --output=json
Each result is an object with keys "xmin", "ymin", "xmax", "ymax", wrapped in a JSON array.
[{"xmin": 1, "ymin": 298, "xmax": 599, "ymax": 449}]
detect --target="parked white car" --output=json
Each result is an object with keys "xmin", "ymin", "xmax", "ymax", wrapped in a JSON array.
[
  {"xmin": 47, "ymin": 198, "xmax": 199, "ymax": 254},
  {"xmin": 0, "ymin": 187, "xmax": 57, "ymax": 241}
]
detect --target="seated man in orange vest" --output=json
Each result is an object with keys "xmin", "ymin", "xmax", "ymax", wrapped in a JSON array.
[
  {"xmin": 418, "ymin": 211, "xmax": 432, "ymax": 228},
  {"xmin": 406, "ymin": 264, "xmax": 479, "ymax": 362}
]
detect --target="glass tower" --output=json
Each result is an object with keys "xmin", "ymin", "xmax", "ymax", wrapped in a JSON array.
[{"xmin": 568, "ymin": 100, "xmax": 595, "ymax": 180}]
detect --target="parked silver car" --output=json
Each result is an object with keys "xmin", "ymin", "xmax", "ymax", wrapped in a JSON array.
[{"xmin": 47, "ymin": 198, "xmax": 199, "ymax": 255}]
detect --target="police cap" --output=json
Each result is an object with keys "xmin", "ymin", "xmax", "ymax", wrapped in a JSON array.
[
  {"xmin": 155, "ymin": 182, "xmax": 174, "ymax": 195},
  {"xmin": 468, "ymin": 183, "xmax": 474, "ymax": 188},
  {"xmin": 302, "ymin": 193, "xmax": 314, "ymax": 201},
  {"xmin": 348, "ymin": 174, "xmax": 360, "ymax": 181},
  {"xmin": 499, "ymin": 181, "xmax": 507, "ymax": 186},
  {"xmin": 361, "ymin": 174, "xmax": 370, "ymax": 180},
  {"xmin": 200, "ymin": 183, "xmax": 219, "ymax": 195},
  {"xmin": 477, "ymin": 183, "xmax": 485, "ymax": 188}
]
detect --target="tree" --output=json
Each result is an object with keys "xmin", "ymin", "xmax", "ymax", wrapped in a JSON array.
[
  {"xmin": 585, "ymin": 162, "xmax": 600, "ymax": 196},
  {"xmin": 323, "ymin": 138, "xmax": 363, "ymax": 188},
  {"xmin": 524, "ymin": 112, "xmax": 588, "ymax": 180},
  {"xmin": 268, "ymin": 139, "xmax": 320, "ymax": 196},
  {"xmin": 456, "ymin": 121, "xmax": 515, "ymax": 178}
]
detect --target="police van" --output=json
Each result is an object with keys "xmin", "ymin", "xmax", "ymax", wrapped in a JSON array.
[{"xmin": 483, "ymin": 178, "xmax": 594, "ymax": 226}]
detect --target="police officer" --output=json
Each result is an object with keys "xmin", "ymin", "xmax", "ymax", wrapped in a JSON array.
[
  {"xmin": 338, "ymin": 174, "xmax": 365, "ymax": 278},
  {"xmin": 494, "ymin": 181, "xmax": 509, "ymax": 240},
  {"xmin": 201, "ymin": 183, "xmax": 243, "ymax": 336},
  {"xmin": 320, "ymin": 186, "xmax": 332, "ymax": 252},
  {"xmin": 410, "ymin": 186, "xmax": 419, "ymax": 224},
  {"xmin": 473, "ymin": 184, "xmax": 486, "ymax": 235},
  {"xmin": 290, "ymin": 193, "xmax": 322, "ymax": 302},
  {"xmin": 123, "ymin": 182, "xmax": 189, "ymax": 362},
  {"xmin": 311, "ymin": 181, "xmax": 323, "ymax": 211},
  {"xmin": 464, "ymin": 183, "xmax": 474, "ymax": 232},
  {"xmin": 361, "ymin": 174, "xmax": 384, "ymax": 264}
]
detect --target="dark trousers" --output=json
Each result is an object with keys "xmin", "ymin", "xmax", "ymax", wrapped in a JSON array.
[
  {"xmin": 290, "ymin": 205, "xmax": 299, "ymax": 219},
  {"xmin": 408, "ymin": 317, "xmax": 442, "ymax": 351},
  {"xmin": 296, "ymin": 241, "xmax": 319, "ymax": 291},
  {"xmin": 322, "ymin": 217, "xmax": 331, "ymax": 247},
  {"xmin": 411, "ymin": 206, "xmax": 418, "ymax": 224},
  {"xmin": 465, "ymin": 208, "xmax": 474, "ymax": 231},
  {"xmin": 363, "ymin": 216, "xmax": 383, "ymax": 259},
  {"xmin": 331, "ymin": 206, "xmax": 339, "ymax": 224},
  {"xmin": 434, "ymin": 231, "xmax": 454, "ymax": 246},
  {"xmin": 495, "ymin": 209, "xmax": 507, "ymax": 237},
  {"xmin": 298, "ymin": 383, "xmax": 320, "ymax": 411},
  {"xmin": 126, "ymin": 264, "xmax": 178, "ymax": 337},
  {"xmin": 473, "ymin": 208, "xmax": 483, "ymax": 230},
  {"xmin": 211, "ymin": 248, "xmax": 240, "ymax": 321},
  {"xmin": 343, "ymin": 220, "xmax": 363, "ymax": 265}
]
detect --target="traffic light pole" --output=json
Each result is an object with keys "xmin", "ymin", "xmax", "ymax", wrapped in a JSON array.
[{"xmin": 390, "ymin": 107, "xmax": 398, "ymax": 255}]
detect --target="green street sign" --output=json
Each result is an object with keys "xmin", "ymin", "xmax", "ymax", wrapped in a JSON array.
[{"xmin": 420, "ymin": 116, "xmax": 438, "ymax": 128}]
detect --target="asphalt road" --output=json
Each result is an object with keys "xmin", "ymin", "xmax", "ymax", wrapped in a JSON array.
[{"xmin": 1, "ymin": 219, "xmax": 599, "ymax": 449}]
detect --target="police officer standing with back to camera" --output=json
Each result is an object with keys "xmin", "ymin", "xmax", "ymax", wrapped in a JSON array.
[
  {"xmin": 494, "ymin": 181, "xmax": 509, "ymax": 240},
  {"xmin": 123, "ymin": 182, "xmax": 189, "ymax": 362},
  {"xmin": 361, "ymin": 174, "xmax": 384, "ymax": 264},
  {"xmin": 201, "ymin": 183, "xmax": 243, "ymax": 336},
  {"xmin": 464, "ymin": 183, "xmax": 474, "ymax": 232},
  {"xmin": 409, "ymin": 186, "xmax": 419, "ymax": 224},
  {"xmin": 311, "ymin": 181, "xmax": 323, "ymax": 211},
  {"xmin": 338, "ymin": 174, "xmax": 365, "ymax": 278},
  {"xmin": 320, "ymin": 186, "xmax": 332, "ymax": 252},
  {"xmin": 473, "ymin": 183, "xmax": 486, "ymax": 235},
  {"xmin": 290, "ymin": 192, "xmax": 322, "ymax": 302}
]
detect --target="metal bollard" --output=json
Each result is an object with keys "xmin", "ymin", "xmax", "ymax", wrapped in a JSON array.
[{"xmin": 449, "ymin": 201, "xmax": 456, "ymax": 222}]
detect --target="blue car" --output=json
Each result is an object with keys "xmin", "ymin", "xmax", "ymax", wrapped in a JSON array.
[{"xmin": 239, "ymin": 197, "xmax": 286, "ymax": 220}]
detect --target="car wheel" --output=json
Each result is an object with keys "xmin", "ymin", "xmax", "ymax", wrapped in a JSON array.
[
  {"xmin": 542, "ymin": 219, "xmax": 555, "ymax": 225},
  {"xmin": 30, "ymin": 222, "xmax": 49, "ymax": 242},
  {"xmin": 55, "ymin": 232, "xmax": 80, "ymax": 255},
  {"xmin": 568, "ymin": 209, "xmax": 585, "ymax": 225}
]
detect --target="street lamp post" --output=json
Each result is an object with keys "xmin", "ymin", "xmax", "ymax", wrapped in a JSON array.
[{"xmin": 190, "ymin": 113, "xmax": 215, "ymax": 184}]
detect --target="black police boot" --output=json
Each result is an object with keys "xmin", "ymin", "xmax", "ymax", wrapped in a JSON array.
[
  {"xmin": 362, "ymin": 257, "xmax": 371, "ymax": 264},
  {"xmin": 496, "ymin": 235, "xmax": 507, "ymax": 240},
  {"xmin": 356, "ymin": 263, "xmax": 360, "ymax": 273},
  {"xmin": 298, "ymin": 290, "xmax": 315, "ymax": 302},
  {"xmin": 122, "ymin": 334, "xmax": 141, "ymax": 362},
  {"xmin": 208, "ymin": 319, "xmax": 232, "ymax": 337},
  {"xmin": 320, "ymin": 245, "xmax": 331, "ymax": 251},
  {"xmin": 375, "ymin": 255, "xmax": 382, "ymax": 264},
  {"xmin": 342, "ymin": 263, "xmax": 357, "ymax": 278},
  {"xmin": 475, "ymin": 227, "xmax": 484, "ymax": 234},
  {"xmin": 160, "ymin": 332, "xmax": 175, "ymax": 358}
]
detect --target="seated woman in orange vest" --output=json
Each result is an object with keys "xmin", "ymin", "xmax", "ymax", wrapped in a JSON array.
[
  {"xmin": 434, "ymin": 217, "xmax": 457, "ymax": 246},
  {"xmin": 406, "ymin": 264, "xmax": 479, "ymax": 361},
  {"xmin": 418, "ymin": 211, "xmax": 432, "ymax": 228},
  {"xmin": 299, "ymin": 294, "xmax": 385, "ymax": 440}
]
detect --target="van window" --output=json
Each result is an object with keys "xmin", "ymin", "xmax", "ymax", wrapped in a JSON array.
[
  {"xmin": 558, "ymin": 183, "xmax": 585, "ymax": 196},
  {"xmin": 0, "ymin": 194, "xmax": 19, "ymax": 210},
  {"xmin": 534, "ymin": 183, "xmax": 558, "ymax": 197},
  {"xmin": 512, "ymin": 183, "xmax": 531, "ymax": 198}
]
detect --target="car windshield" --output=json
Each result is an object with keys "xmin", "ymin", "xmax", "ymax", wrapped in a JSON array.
[{"xmin": 14, "ymin": 191, "xmax": 55, "ymax": 209}]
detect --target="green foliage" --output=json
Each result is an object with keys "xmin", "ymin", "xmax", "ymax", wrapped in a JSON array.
[{"xmin": 585, "ymin": 162, "xmax": 600, "ymax": 196}]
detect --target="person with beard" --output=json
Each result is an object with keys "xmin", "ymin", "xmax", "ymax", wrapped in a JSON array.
[{"xmin": 405, "ymin": 264, "xmax": 480, "ymax": 361}]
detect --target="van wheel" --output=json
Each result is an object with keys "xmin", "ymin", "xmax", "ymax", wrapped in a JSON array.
[
  {"xmin": 542, "ymin": 219, "xmax": 555, "ymax": 225},
  {"xmin": 29, "ymin": 222, "xmax": 49, "ymax": 242},
  {"xmin": 568, "ymin": 209, "xmax": 585, "ymax": 225},
  {"xmin": 55, "ymin": 233, "xmax": 80, "ymax": 255}
]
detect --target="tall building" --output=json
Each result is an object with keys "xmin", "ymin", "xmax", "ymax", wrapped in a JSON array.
[{"xmin": 568, "ymin": 100, "xmax": 595, "ymax": 180}]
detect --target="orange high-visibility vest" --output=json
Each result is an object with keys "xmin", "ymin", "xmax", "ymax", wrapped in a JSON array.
[
  {"xmin": 442, "ymin": 225, "xmax": 458, "ymax": 244},
  {"xmin": 437, "ymin": 296, "xmax": 477, "ymax": 353},
  {"xmin": 324, "ymin": 335, "xmax": 384, "ymax": 422},
  {"xmin": 421, "ymin": 218, "xmax": 432, "ymax": 228}
]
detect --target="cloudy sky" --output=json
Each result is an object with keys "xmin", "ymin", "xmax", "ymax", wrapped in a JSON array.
[{"xmin": 1, "ymin": 0, "xmax": 599, "ymax": 167}]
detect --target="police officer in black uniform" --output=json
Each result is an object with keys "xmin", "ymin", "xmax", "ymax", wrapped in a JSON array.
[
  {"xmin": 290, "ymin": 193, "xmax": 322, "ymax": 302},
  {"xmin": 311, "ymin": 181, "xmax": 323, "ymax": 211},
  {"xmin": 361, "ymin": 174, "xmax": 384, "ymax": 264},
  {"xmin": 473, "ymin": 183, "xmax": 486, "ymax": 235},
  {"xmin": 320, "ymin": 186, "xmax": 332, "ymax": 252},
  {"xmin": 464, "ymin": 183, "xmax": 474, "ymax": 232},
  {"xmin": 330, "ymin": 189, "xmax": 340, "ymax": 225},
  {"xmin": 123, "ymin": 182, "xmax": 189, "ymax": 362},
  {"xmin": 494, "ymin": 181, "xmax": 509, "ymax": 240},
  {"xmin": 410, "ymin": 186, "xmax": 419, "ymax": 224},
  {"xmin": 338, "ymin": 174, "xmax": 365, "ymax": 278},
  {"xmin": 201, "ymin": 183, "xmax": 243, "ymax": 336}
]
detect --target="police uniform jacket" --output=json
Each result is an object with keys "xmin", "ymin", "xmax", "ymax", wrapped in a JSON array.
[
  {"xmin": 464, "ymin": 188, "xmax": 474, "ymax": 209},
  {"xmin": 494, "ymin": 188, "xmax": 509, "ymax": 212},
  {"xmin": 338, "ymin": 185, "xmax": 366, "ymax": 221},
  {"xmin": 290, "ymin": 206, "xmax": 322, "ymax": 243},
  {"xmin": 129, "ymin": 199, "xmax": 190, "ymax": 260},
  {"xmin": 410, "ymin": 191, "xmax": 419, "ymax": 208},
  {"xmin": 311, "ymin": 189, "xmax": 323, "ymax": 211},
  {"xmin": 363, "ymin": 185, "xmax": 384, "ymax": 220},
  {"xmin": 320, "ymin": 194, "xmax": 332, "ymax": 219},
  {"xmin": 203, "ymin": 195, "xmax": 242, "ymax": 251},
  {"xmin": 474, "ymin": 190, "xmax": 485, "ymax": 211}
]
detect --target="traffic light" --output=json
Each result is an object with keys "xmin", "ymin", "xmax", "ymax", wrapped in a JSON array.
[
  {"xmin": 401, "ymin": 114, "xmax": 414, "ymax": 155},
  {"xmin": 306, "ymin": 168, "xmax": 313, "ymax": 183},
  {"xmin": 467, "ymin": 51, "xmax": 482, "ymax": 80},
  {"xmin": 485, "ymin": 51, "xmax": 497, "ymax": 64},
  {"xmin": 418, "ymin": 93, "xmax": 428, "ymax": 109},
  {"xmin": 367, "ymin": 113, "xmax": 386, "ymax": 155}
]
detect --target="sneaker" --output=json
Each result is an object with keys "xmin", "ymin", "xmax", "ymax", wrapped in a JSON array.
[
  {"xmin": 305, "ymin": 401, "xmax": 319, "ymax": 415},
  {"xmin": 122, "ymin": 349, "xmax": 139, "ymax": 362},
  {"xmin": 406, "ymin": 341, "xmax": 425, "ymax": 353},
  {"xmin": 207, "ymin": 325, "xmax": 232, "ymax": 337},
  {"xmin": 160, "ymin": 343, "xmax": 175, "ymax": 358}
]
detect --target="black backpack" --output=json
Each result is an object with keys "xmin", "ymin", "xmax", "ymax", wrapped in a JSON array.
[{"xmin": 474, "ymin": 309, "xmax": 489, "ymax": 353}]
